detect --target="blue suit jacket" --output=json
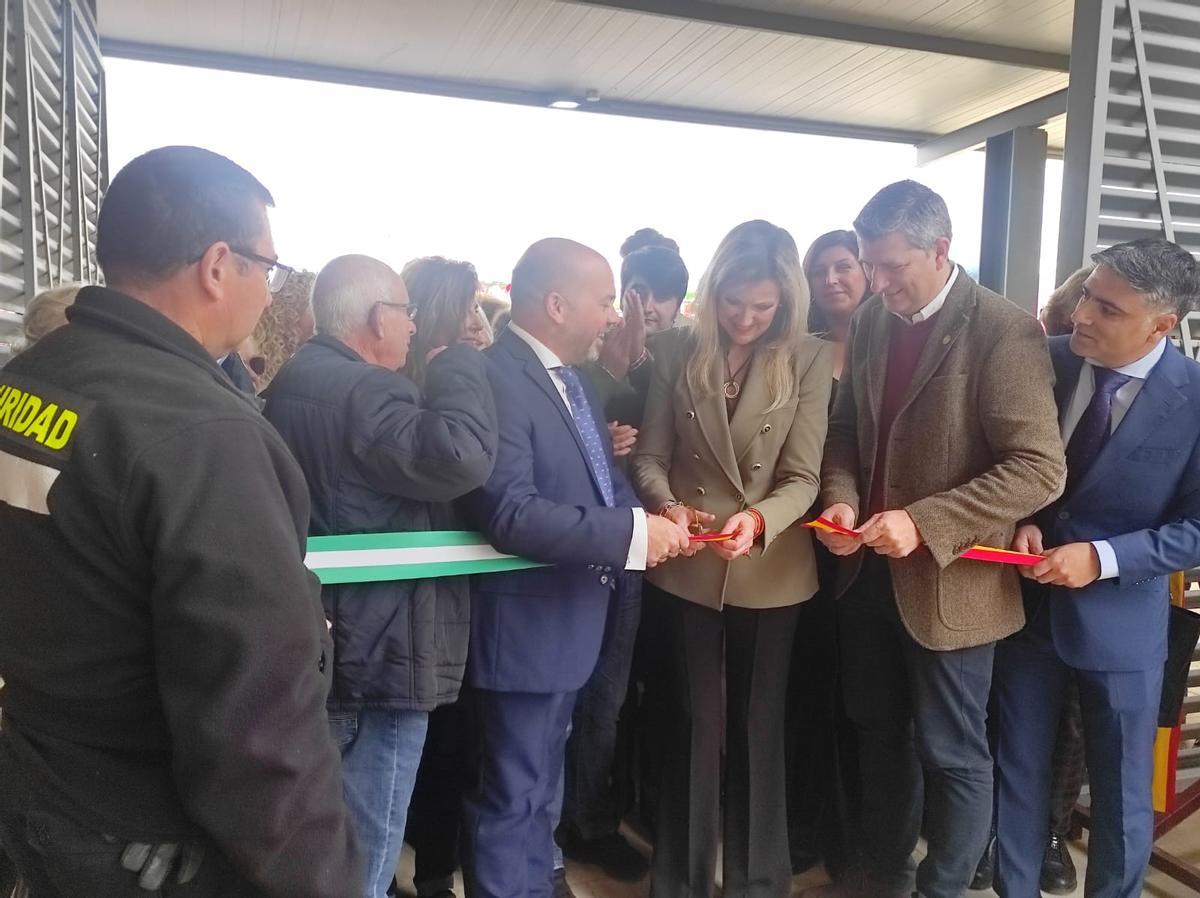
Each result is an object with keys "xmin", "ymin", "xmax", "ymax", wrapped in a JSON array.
[
  {"xmin": 1035, "ymin": 336, "xmax": 1200, "ymax": 672},
  {"xmin": 460, "ymin": 329, "xmax": 640, "ymax": 693}
]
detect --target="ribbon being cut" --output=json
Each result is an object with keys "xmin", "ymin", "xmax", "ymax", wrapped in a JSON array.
[
  {"xmin": 303, "ymin": 521, "xmax": 1040, "ymax": 586},
  {"xmin": 802, "ymin": 516, "xmax": 1043, "ymax": 566}
]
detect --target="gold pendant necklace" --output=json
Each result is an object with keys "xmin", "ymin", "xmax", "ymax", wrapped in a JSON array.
[{"xmin": 723, "ymin": 353, "xmax": 751, "ymax": 400}]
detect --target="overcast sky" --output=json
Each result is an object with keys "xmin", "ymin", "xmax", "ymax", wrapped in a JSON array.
[{"xmin": 105, "ymin": 58, "xmax": 1063, "ymax": 301}]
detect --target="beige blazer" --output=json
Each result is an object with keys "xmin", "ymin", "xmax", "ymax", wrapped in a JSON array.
[
  {"xmin": 631, "ymin": 328, "xmax": 833, "ymax": 610},
  {"xmin": 820, "ymin": 268, "xmax": 1066, "ymax": 650}
]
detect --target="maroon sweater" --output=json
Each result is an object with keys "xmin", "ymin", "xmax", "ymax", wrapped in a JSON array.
[{"xmin": 868, "ymin": 315, "xmax": 939, "ymax": 515}]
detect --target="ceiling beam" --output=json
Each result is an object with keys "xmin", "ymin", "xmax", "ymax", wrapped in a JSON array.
[
  {"xmin": 915, "ymin": 89, "xmax": 1069, "ymax": 165},
  {"xmin": 561, "ymin": 0, "xmax": 1070, "ymax": 71},
  {"xmin": 100, "ymin": 39, "xmax": 933, "ymax": 145}
]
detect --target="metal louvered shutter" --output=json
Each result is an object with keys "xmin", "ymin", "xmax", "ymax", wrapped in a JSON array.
[
  {"xmin": 0, "ymin": 0, "xmax": 105, "ymax": 361},
  {"xmin": 1058, "ymin": 0, "xmax": 1200, "ymax": 356}
]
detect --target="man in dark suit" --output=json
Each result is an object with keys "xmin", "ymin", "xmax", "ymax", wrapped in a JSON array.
[
  {"xmin": 993, "ymin": 237, "xmax": 1200, "ymax": 898},
  {"xmin": 460, "ymin": 238, "xmax": 692, "ymax": 898}
]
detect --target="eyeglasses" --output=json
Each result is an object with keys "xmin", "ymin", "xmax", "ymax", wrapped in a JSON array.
[
  {"xmin": 376, "ymin": 301, "xmax": 419, "ymax": 320},
  {"xmin": 230, "ymin": 247, "xmax": 295, "ymax": 293}
]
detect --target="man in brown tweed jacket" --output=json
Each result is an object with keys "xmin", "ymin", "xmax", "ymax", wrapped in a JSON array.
[{"xmin": 804, "ymin": 181, "xmax": 1066, "ymax": 898}]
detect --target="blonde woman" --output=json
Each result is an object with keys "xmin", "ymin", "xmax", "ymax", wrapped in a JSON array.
[
  {"xmin": 632, "ymin": 220, "xmax": 833, "ymax": 898},
  {"xmin": 21, "ymin": 284, "xmax": 84, "ymax": 350},
  {"xmin": 252, "ymin": 269, "xmax": 316, "ymax": 388}
]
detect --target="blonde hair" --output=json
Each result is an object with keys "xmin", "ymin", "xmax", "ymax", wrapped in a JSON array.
[
  {"xmin": 401, "ymin": 257, "xmax": 480, "ymax": 386},
  {"xmin": 686, "ymin": 220, "xmax": 809, "ymax": 412},
  {"xmin": 1041, "ymin": 264, "xmax": 1093, "ymax": 337},
  {"xmin": 253, "ymin": 269, "xmax": 316, "ymax": 387},
  {"xmin": 22, "ymin": 284, "xmax": 83, "ymax": 349}
]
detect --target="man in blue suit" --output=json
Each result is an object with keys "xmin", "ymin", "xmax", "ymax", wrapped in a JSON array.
[
  {"xmin": 993, "ymin": 237, "xmax": 1200, "ymax": 898},
  {"xmin": 460, "ymin": 238, "xmax": 692, "ymax": 898}
]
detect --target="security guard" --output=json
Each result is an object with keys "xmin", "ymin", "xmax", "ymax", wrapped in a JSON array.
[{"xmin": 0, "ymin": 146, "xmax": 361, "ymax": 896}]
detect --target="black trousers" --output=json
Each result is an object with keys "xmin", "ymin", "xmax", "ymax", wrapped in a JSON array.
[
  {"xmin": 650, "ymin": 592, "xmax": 800, "ymax": 898},
  {"xmin": 631, "ymin": 584, "xmax": 676, "ymax": 833},
  {"xmin": 838, "ymin": 555, "xmax": 995, "ymax": 898},
  {"xmin": 406, "ymin": 699, "xmax": 476, "ymax": 896},
  {"xmin": 1, "ymin": 847, "xmax": 20, "ymax": 896},
  {"xmin": 0, "ymin": 745, "xmax": 260, "ymax": 898},
  {"xmin": 784, "ymin": 583, "xmax": 857, "ymax": 879}
]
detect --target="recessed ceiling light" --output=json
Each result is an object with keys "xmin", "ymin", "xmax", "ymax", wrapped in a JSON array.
[{"xmin": 549, "ymin": 99, "xmax": 580, "ymax": 110}]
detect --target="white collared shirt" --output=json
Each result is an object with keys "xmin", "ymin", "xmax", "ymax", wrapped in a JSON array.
[
  {"xmin": 1060, "ymin": 337, "xmax": 1168, "ymax": 580},
  {"xmin": 894, "ymin": 264, "xmax": 959, "ymax": 326},
  {"xmin": 507, "ymin": 323, "xmax": 648, "ymax": 571}
]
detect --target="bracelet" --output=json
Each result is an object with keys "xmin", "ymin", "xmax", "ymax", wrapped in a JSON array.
[
  {"xmin": 746, "ymin": 507, "xmax": 765, "ymax": 538},
  {"xmin": 659, "ymin": 500, "xmax": 684, "ymax": 516}
]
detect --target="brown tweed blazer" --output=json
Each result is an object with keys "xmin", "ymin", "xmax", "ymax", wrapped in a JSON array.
[{"xmin": 820, "ymin": 268, "xmax": 1066, "ymax": 650}]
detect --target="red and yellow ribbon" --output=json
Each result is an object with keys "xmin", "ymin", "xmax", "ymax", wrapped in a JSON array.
[{"xmin": 803, "ymin": 517, "xmax": 1043, "ymax": 566}]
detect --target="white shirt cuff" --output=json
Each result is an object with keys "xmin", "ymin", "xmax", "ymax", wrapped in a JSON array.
[
  {"xmin": 1091, "ymin": 540, "xmax": 1119, "ymax": 580},
  {"xmin": 626, "ymin": 507, "xmax": 648, "ymax": 571}
]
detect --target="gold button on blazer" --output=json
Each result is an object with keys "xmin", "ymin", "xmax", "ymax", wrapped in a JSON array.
[{"xmin": 631, "ymin": 328, "xmax": 834, "ymax": 610}]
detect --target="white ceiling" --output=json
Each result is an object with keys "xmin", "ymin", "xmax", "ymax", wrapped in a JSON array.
[{"xmin": 96, "ymin": 0, "xmax": 1072, "ymax": 150}]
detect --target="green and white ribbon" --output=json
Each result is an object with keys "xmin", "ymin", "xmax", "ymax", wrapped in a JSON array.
[{"xmin": 304, "ymin": 530, "xmax": 542, "ymax": 585}]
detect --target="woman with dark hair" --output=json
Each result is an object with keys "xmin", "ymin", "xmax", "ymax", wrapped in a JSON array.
[
  {"xmin": 401, "ymin": 257, "xmax": 485, "ymax": 386},
  {"xmin": 622, "ymin": 246, "xmax": 690, "ymax": 336},
  {"xmin": 396, "ymin": 255, "xmax": 486, "ymax": 898},
  {"xmin": 620, "ymin": 227, "xmax": 679, "ymax": 258},
  {"xmin": 782, "ymin": 230, "xmax": 871, "ymax": 882},
  {"xmin": 633, "ymin": 219, "xmax": 832, "ymax": 898},
  {"xmin": 803, "ymin": 229, "xmax": 869, "ymax": 380}
]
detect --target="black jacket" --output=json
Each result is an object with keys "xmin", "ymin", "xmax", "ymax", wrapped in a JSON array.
[
  {"xmin": 0, "ymin": 288, "xmax": 360, "ymax": 897},
  {"xmin": 264, "ymin": 337, "xmax": 497, "ymax": 711}
]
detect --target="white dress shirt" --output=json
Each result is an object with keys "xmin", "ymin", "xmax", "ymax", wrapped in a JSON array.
[
  {"xmin": 1060, "ymin": 337, "xmax": 1168, "ymax": 580},
  {"xmin": 894, "ymin": 264, "xmax": 959, "ymax": 325},
  {"xmin": 508, "ymin": 323, "xmax": 648, "ymax": 571}
]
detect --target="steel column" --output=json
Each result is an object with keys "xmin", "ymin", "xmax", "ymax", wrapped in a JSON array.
[{"xmin": 979, "ymin": 126, "xmax": 1048, "ymax": 313}]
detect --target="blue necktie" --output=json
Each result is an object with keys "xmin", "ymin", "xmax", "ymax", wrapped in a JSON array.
[
  {"xmin": 554, "ymin": 366, "xmax": 615, "ymax": 507},
  {"xmin": 1065, "ymin": 366, "xmax": 1131, "ymax": 497}
]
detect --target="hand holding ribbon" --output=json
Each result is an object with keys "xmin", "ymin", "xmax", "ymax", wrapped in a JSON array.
[{"xmin": 805, "ymin": 515, "xmax": 1044, "ymax": 567}]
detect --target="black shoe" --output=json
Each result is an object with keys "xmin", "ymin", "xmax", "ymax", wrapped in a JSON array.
[
  {"xmin": 1039, "ymin": 832, "xmax": 1078, "ymax": 895},
  {"xmin": 559, "ymin": 830, "xmax": 649, "ymax": 882},
  {"xmin": 969, "ymin": 828, "xmax": 996, "ymax": 891},
  {"xmin": 552, "ymin": 868, "xmax": 576, "ymax": 898}
]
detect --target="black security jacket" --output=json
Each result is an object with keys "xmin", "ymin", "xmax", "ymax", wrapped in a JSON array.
[{"xmin": 0, "ymin": 287, "xmax": 360, "ymax": 897}]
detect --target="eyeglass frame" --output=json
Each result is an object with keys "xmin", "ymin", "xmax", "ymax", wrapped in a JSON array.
[
  {"xmin": 187, "ymin": 243, "xmax": 296, "ymax": 293},
  {"xmin": 231, "ymin": 247, "xmax": 295, "ymax": 293},
  {"xmin": 375, "ymin": 301, "xmax": 419, "ymax": 320}
]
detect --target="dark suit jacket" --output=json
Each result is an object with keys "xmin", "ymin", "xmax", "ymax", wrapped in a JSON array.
[
  {"xmin": 1036, "ymin": 336, "xmax": 1200, "ymax": 672},
  {"xmin": 461, "ymin": 328, "xmax": 641, "ymax": 693},
  {"xmin": 821, "ymin": 268, "xmax": 1066, "ymax": 650}
]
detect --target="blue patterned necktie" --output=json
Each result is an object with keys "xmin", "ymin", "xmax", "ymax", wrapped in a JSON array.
[
  {"xmin": 554, "ymin": 366, "xmax": 615, "ymax": 507},
  {"xmin": 1065, "ymin": 365, "xmax": 1131, "ymax": 496}
]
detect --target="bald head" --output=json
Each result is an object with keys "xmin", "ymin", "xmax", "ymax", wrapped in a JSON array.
[
  {"xmin": 511, "ymin": 238, "xmax": 609, "ymax": 310},
  {"xmin": 313, "ymin": 254, "xmax": 415, "ymax": 370},
  {"xmin": 510, "ymin": 237, "xmax": 617, "ymax": 365},
  {"xmin": 313, "ymin": 254, "xmax": 403, "ymax": 338}
]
